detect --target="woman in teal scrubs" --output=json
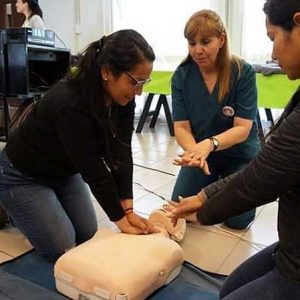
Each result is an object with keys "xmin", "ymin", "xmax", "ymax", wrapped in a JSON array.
[{"xmin": 171, "ymin": 10, "xmax": 260, "ymax": 229}]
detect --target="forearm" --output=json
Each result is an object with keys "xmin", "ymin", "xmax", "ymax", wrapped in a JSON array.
[
  {"xmin": 114, "ymin": 100, "xmax": 135, "ymax": 199},
  {"xmin": 193, "ymin": 173, "xmax": 239, "ymax": 224},
  {"xmin": 202, "ymin": 172, "xmax": 240, "ymax": 199},
  {"xmin": 213, "ymin": 125, "xmax": 250, "ymax": 151},
  {"xmin": 197, "ymin": 165, "xmax": 261, "ymax": 226},
  {"xmin": 113, "ymin": 151, "xmax": 133, "ymax": 200},
  {"xmin": 197, "ymin": 105, "xmax": 300, "ymax": 225},
  {"xmin": 175, "ymin": 127, "xmax": 196, "ymax": 151},
  {"xmin": 89, "ymin": 176, "xmax": 125, "ymax": 222},
  {"xmin": 120, "ymin": 198, "xmax": 133, "ymax": 210}
]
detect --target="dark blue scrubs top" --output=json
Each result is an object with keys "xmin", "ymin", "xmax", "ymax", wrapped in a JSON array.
[{"xmin": 172, "ymin": 60, "xmax": 260, "ymax": 161}]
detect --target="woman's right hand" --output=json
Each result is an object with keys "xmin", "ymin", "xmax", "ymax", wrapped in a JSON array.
[
  {"xmin": 165, "ymin": 193, "xmax": 206, "ymax": 225},
  {"xmin": 115, "ymin": 216, "xmax": 144, "ymax": 234},
  {"xmin": 186, "ymin": 139, "xmax": 212, "ymax": 162},
  {"xmin": 126, "ymin": 212, "xmax": 161, "ymax": 234}
]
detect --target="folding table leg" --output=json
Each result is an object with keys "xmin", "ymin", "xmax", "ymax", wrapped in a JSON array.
[
  {"xmin": 149, "ymin": 96, "xmax": 163, "ymax": 128},
  {"xmin": 256, "ymin": 110, "xmax": 265, "ymax": 142},
  {"xmin": 2, "ymin": 97, "xmax": 9, "ymax": 141},
  {"xmin": 136, "ymin": 93, "xmax": 154, "ymax": 133},
  {"xmin": 265, "ymin": 108, "xmax": 274, "ymax": 125},
  {"xmin": 161, "ymin": 95, "xmax": 174, "ymax": 136}
]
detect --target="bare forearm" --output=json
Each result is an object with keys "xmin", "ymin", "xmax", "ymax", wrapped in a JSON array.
[
  {"xmin": 175, "ymin": 127, "xmax": 196, "ymax": 151},
  {"xmin": 214, "ymin": 126, "xmax": 250, "ymax": 151}
]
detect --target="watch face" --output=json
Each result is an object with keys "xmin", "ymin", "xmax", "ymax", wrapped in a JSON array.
[{"xmin": 211, "ymin": 138, "xmax": 219, "ymax": 151}]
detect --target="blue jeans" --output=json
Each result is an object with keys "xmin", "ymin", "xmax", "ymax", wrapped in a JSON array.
[
  {"xmin": 0, "ymin": 149, "xmax": 98, "ymax": 261},
  {"xmin": 171, "ymin": 158, "xmax": 256, "ymax": 229},
  {"xmin": 221, "ymin": 243, "xmax": 300, "ymax": 299}
]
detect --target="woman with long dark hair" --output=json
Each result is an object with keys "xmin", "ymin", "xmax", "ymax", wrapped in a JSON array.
[
  {"xmin": 0, "ymin": 29, "xmax": 157, "ymax": 261},
  {"xmin": 15, "ymin": 0, "xmax": 45, "ymax": 30},
  {"xmin": 167, "ymin": 0, "xmax": 300, "ymax": 298}
]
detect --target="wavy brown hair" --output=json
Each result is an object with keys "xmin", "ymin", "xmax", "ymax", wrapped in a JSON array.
[{"xmin": 181, "ymin": 10, "xmax": 242, "ymax": 102}]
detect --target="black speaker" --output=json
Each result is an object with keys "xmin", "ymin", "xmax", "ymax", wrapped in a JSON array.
[
  {"xmin": 5, "ymin": 28, "xmax": 70, "ymax": 96},
  {"xmin": 0, "ymin": 30, "xmax": 6, "ymax": 96}
]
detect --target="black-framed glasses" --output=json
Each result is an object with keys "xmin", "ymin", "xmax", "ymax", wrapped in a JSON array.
[{"xmin": 125, "ymin": 71, "xmax": 151, "ymax": 90}]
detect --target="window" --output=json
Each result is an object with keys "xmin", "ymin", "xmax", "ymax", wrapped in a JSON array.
[
  {"xmin": 112, "ymin": 0, "xmax": 272, "ymax": 69},
  {"xmin": 112, "ymin": 0, "xmax": 223, "ymax": 70},
  {"xmin": 241, "ymin": 0, "xmax": 273, "ymax": 63}
]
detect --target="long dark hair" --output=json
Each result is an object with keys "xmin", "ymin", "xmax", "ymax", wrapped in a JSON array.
[
  {"xmin": 263, "ymin": 0, "xmax": 300, "ymax": 31},
  {"xmin": 263, "ymin": 0, "xmax": 300, "ymax": 140},
  {"xmin": 67, "ymin": 29, "xmax": 155, "ymax": 167},
  {"xmin": 67, "ymin": 29, "xmax": 155, "ymax": 113},
  {"xmin": 23, "ymin": 0, "xmax": 43, "ymax": 19}
]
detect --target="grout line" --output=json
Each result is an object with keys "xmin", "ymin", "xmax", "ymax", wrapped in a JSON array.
[
  {"xmin": 215, "ymin": 238, "xmax": 244, "ymax": 273},
  {"xmin": 0, "ymin": 250, "xmax": 16, "ymax": 258}
]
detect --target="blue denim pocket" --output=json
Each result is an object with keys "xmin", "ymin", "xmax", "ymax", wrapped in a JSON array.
[{"xmin": 0, "ymin": 149, "xmax": 35, "ymax": 190}]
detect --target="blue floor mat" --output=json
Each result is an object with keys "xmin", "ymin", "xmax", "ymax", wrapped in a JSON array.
[
  {"xmin": 0, "ymin": 250, "xmax": 57, "ymax": 291},
  {"xmin": 150, "ymin": 262, "xmax": 225, "ymax": 300},
  {"xmin": 0, "ymin": 250, "xmax": 226, "ymax": 299},
  {"xmin": 0, "ymin": 269, "xmax": 67, "ymax": 300}
]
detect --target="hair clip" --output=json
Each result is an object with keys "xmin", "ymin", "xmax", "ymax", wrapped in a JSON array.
[
  {"xmin": 99, "ymin": 35, "xmax": 106, "ymax": 49},
  {"xmin": 96, "ymin": 36, "xmax": 106, "ymax": 54}
]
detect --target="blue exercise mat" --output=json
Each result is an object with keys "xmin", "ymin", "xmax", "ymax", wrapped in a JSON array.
[
  {"xmin": 0, "ymin": 250, "xmax": 226, "ymax": 299},
  {"xmin": 0, "ymin": 269, "xmax": 67, "ymax": 300}
]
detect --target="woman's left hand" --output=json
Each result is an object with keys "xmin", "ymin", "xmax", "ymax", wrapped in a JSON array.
[{"xmin": 173, "ymin": 156, "xmax": 211, "ymax": 175}]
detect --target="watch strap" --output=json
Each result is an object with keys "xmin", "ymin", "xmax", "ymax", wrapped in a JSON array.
[{"xmin": 209, "ymin": 137, "xmax": 219, "ymax": 152}]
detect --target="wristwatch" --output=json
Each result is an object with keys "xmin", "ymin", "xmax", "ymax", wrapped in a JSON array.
[{"xmin": 209, "ymin": 137, "xmax": 219, "ymax": 152}]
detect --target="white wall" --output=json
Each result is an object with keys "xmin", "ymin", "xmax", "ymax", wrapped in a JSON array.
[
  {"xmin": 39, "ymin": 0, "xmax": 112, "ymax": 54},
  {"xmin": 39, "ymin": 0, "xmax": 74, "ymax": 51},
  {"xmin": 79, "ymin": 0, "xmax": 113, "ymax": 49}
]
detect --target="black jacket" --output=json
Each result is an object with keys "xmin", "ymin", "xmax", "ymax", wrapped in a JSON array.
[
  {"xmin": 199, "ymin": 88, "xmax": 300, "ymax": 281},
  {"xmin": 7, "ymin": 82, "xmax": 135, "ymax": 222}
]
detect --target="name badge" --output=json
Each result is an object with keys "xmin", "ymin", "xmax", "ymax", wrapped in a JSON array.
[{"xmin": 222, "ymin": 106, "xmax": 235, "ymax": 117}]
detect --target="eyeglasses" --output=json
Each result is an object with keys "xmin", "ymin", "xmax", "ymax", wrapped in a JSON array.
[{"xmin": 125, "ymin": 71, "xmax": 151, "ymax": 90}]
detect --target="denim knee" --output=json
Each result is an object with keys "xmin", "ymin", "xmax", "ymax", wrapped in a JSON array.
[
  {"xmin": 36, "ymin": 230, "xmax": 76, "ymax": 262},
  {"xmin": 224, "ymin": 208, "xmax": 256, "ymax": 230}
]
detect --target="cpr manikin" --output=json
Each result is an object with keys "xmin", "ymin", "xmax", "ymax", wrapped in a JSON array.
[{"xmin": 54, "ymin": 208, "xmax": 186, "ymax": 300}]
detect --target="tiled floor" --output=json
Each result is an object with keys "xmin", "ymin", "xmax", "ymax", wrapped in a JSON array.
[{"xmin": 0, "ymin": 120, "xmax": 278, "ymax": 275}]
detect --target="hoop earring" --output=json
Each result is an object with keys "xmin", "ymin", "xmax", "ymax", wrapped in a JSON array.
[{"xmin": 294, "ymin": 13, "xmax": 300, "ymax": 26}]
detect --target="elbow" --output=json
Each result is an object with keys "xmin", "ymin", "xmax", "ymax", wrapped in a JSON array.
[
  {"xmin": 239, "ymin": 134, "xmax": 249, "ymax": 143},
  {"xmin": 238, "ymin": 127, "xmax": 252, "ymax": 143}
]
